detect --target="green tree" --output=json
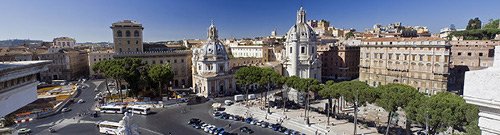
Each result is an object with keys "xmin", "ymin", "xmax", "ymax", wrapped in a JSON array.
[
  {"xmin": 319, "ymin": 80, "xmax": 341, "ymax": 125},
  {"xmin": 345, "ymin": 31, "xmax": 355, "ymax": 39},
  {"xmin": 148, "ymin": 64, "xmax": 174, "ymax": 98},
  {"xmin": 483, "ymin": 19, "xmax": 500, "ymax": 29},
  {"xmin": 410, "ymin": 92, "xmax": 478, "ymax": 134},
  {"xmin": 235, "ymin": 66, "xmax": 261, "ymax": 101},
  {"xmin": 466, "ymin": 17, "xmax": 482, "ymax": 30},
  {"xmin": 376, "ymin": 83, "xmax": 422, "ymax": 135},
  {"xmin": 258, "ymin": 67, "xmax": 281, "ymax": 115},
  {"xmin": 334, "ymin": 81, "xmax": 377, "ymax": 134}
]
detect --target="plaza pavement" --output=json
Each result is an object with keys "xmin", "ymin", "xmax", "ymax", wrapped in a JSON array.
[{"xmin": 224, "ymin": 100, "xmax": 382, "ymax": 135}]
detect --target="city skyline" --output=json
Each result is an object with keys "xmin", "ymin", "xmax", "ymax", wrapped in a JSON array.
[{"xmin": 0, "ymin": 0, "xmax": 499, "ymax": 42}]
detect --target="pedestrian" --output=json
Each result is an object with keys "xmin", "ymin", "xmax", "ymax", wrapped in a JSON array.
[{"xmin": 228, "ymin": 123, "xmax": 231, "ymax": 128}]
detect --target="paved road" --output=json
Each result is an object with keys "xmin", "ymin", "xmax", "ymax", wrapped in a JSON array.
[
  {"xmin": 18, "ymin": 80, "xmax": 101, "ymax": 134},
  {"xmin": 19, "ymin": 80, "xmax": 282, "ymax": 135}
]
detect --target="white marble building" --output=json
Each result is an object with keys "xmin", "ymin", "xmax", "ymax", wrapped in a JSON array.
[
  {"xmin": 0, "ymin": 61, "xmax": 50, "ymax": 118},
  {"xmin": 192, "ymin": 22, "xmax": 236, "ymax": 97},
  {"xmin": 463, "ymin": 46, "xmax": 500, "ymax": 135},
  {"xmin": 229, "ymin": 45, "xmax": 265, "ymax": 58},
  {"xmin": 281, "ymin": 7, "xmax": 321, "ymax": 80}
]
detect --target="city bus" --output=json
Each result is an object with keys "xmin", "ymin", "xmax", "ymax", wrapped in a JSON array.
[
  {"xmin": 126, "ymin": 105, "xmax": 151, "ymax": 115},
  {"xmin": 100, "ymin": 105, "xmax": 126, "ymax": 114},
  {"xmin": 97, "ymin": 121, "xmax": 122, "ymax": 135}
]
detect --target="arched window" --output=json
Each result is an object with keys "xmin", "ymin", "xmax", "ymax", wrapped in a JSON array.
[
  {"xmin": 117, "ymin": 30, "xmax": 122, "ymax": 37},
  {"xmin": 134, "ymin": 30, "xmax": 140, "ymax": 37},
  {"xmin": 126, "ymin": 30, "xmax": 131, "ymax": 37}
]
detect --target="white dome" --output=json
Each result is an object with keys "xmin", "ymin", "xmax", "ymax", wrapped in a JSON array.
[
  {"xmin": 286, "ymin": 7, "xmax": 317, "ymax": 42},
  {"xmin": 196, "ymin": 23, "xmax": 228, "ymax": 61}
]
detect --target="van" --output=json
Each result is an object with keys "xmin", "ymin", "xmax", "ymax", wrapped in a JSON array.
[
  {"xmin": 234, "ymin": 95, "xmax": 244, "ymax": 102},
  {"xmin": 248, "ymin": 94, "xmax": 256, "ymax": 100}
]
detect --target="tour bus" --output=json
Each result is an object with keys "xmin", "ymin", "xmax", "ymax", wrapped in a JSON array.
[
  {"xmin": 100, "ymin": 105, "xmax": 126, "ymax": 114},
  {"xmin": 97, "ymin": 121, "xmax": 122, "ymax": 135},
  {"xmin": 126, "ymin": 105, "xmax": 151, "ymax": 115}
]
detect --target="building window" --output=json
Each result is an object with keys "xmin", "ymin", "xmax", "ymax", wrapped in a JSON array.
[
  {"xmin": 419, "ymin": 55, "xmax": 423, "ymax": 61},
  {"xmin": 479, "ymin": 53, "xmax": 483, "ymax": 57},
  {"xmin": 289, "ymin": 47, "xmax": 292, "ymax": 53},
  {"xmin": 458, "ymin": 52, "xmax": 462, "ymax": 56},
  {"xmin": 467, "ymin": 52, "xmax": 472, "ymax": 56},
  {"xmin": 119, "ymin": 48, "xmax": 122, "ymax": 52},
  {"xmin": 134, "ymin": 30, "xmax": 140, "ymax": 37},
  {"xmin": 311, "ymin": 47, "xmax": 314, "ymax": 54},
  {"xmin": 365, "ymin": 53, "xmax": 370, "ymax": 58},
  {"xmin": 388, "ymin": 54, "xmax": 393, "ymax": 59},
  {"xmin": 136, "ymin": 41, "xmax": 139, "ymax": 44},
  {"xmin": 126, "ymin": 30, "xmax": 131, "ymax": 37},
  {"xmin": 117, "ymin": 30, "xmax": 122, "ymax": 37},
  {"xmin": 174, "ymin": 59, "xmax": 177, "ymax": 63},
  {"xmin": 301, "ymin": 47, "xmax": 305, "ymax": 54},
  {"xmin": 427, "ymin": 55, "xmax": 431, "ymax": 61},
  {"xmin": 136, "ymin": 48, "xmax": 139, "ymax": 51},
  {"xmin": 127, "ymin": 40, "xmax": 130, "ymax": 44},
  {"xmin": 181, "ymin": 59, "xmax": 184, "ymax": 63}
]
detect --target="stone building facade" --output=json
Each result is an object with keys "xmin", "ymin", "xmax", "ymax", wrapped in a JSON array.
[
  {"xmin": 52, "ymin": 37, "xmax": 76, "ymax": 48},
  {"xmin": 88, "ymin": 50, "xmax": 114, "ymax": 77},
  {"xmin": 281, "ymin": 7, "xmax": 321, "ymax": 81},
  {"xmin": 111, "ymin": 20, "xmax": 144, "ymax": 53},
  {"xmin": 359, "ymin": 37, "xmax": 451, "ymax": 94},
  {"xmin": 317, "ymin": 43, "xmax": 360, "ymax": 81},
  {"xmin": 192, "ymin": 23, "xmax": 235, "ymax": 97},
  {"xmin": 447, "ymin": 40, "xmax": 499, "ymax": 94},
  {"xmin": 35, "ymin": 49, "xmax": 89, "ymax": 82}
]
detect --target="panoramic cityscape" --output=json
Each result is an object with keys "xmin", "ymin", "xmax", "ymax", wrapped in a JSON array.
[{"xmin": 1, "ymin": 0, "xmax": 500, "ymax": 135}]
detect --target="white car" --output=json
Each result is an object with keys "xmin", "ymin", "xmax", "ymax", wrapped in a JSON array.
[
  {"xmin": 17, "ymin": 128, "xmax": 31, "ymax": 134},
  {"xmin": 61, "ymin": 108, "xmax": 71, "ymax": 112},
  {"xmin": 224, "ymin": 100, "xmax": 233, "ymax": 106},
  {"xmin": 77, "ymin": 99, "xmax": 85, "ymax": 103}
]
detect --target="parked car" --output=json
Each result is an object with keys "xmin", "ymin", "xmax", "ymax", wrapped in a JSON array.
[
  {"xmin": 224, "ymin": 100, "xmax": 234, "ymax": 106},
  {"xmin": 17, "ymin": 128, "xmax": 31, "ymax": 134},
  {"xmin": 77, "ymin": 99, "xmax": 85, "ymax": 103},
  {"xmin": 61, "ymin": 108, "xmax": 71, "ymax": 112},
  {"xmin": 245, "ymin": 118, "xmax": 253, "ymax": 123},
  {"xmin": 261, "ymin": 121, "xmax": 269, "ymax": 128},
  {"xmin": 240, "ymin": 127, "xmax": 253, "ymax": 134}
]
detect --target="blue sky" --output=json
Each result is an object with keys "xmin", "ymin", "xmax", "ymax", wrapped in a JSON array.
[{"xmin": 0, "ymin": 0, "xmax": 498, "ymax": 42}]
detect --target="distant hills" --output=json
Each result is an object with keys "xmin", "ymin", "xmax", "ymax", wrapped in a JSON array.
[{"xmin": 0, "ymin": 39, "xmax": 44, "ymax": 47}]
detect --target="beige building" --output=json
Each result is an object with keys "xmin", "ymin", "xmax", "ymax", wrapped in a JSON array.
[
  {"xmin": 88, "ymin": 50, "xmax": 114, "ymax": 77},
  {"xmin": 52, "ymin": 37, "xmax": 76, "ymax": 48},
  {"xmin": 450, "ymin": 40, "xmax": 498, "ymax": 69},
  {"xmin": 35, "ymin": 49, "xmax": 89, "ymax": 82},
  {"xmin": 317, "ymin": 42, "xmax": 360, "ymax": 81},
  {"xmin": 192, "ymin": 23, "xmax": 235, "ymax": 97},
  {"xmin": 359, "ymin": 37, "xmax": 451, "ymax": 94},
  {"xmin": 111, "ymin": 20, "xmax": 144, "ymax": 53},
  {"xmin": 448, "ymin": 40, "xmax": 499, "ymax": 93}
]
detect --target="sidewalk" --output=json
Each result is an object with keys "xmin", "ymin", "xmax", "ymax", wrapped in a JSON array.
[{"xmin": 225, "ymin": 101, "xmax": 381, "ymax": 135}]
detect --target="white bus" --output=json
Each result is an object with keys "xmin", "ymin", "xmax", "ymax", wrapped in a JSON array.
[
  {"xmin": 126, "ymin": 105, "xmax": 151, "ymax": 115},
  {"xmin": 97, "ymin": 121, "xmax": 122, "ymax": 135},
  {"xmin": 100, "ymin": 105, "xmax": 126, "ymax": 114}
]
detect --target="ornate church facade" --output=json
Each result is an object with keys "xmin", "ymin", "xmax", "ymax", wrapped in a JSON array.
[
  {"xmin": 281, "ymin": 7, "xmax": 321, "ymax": 81},
  {"xmin": 192, "ymin": 23, "xmax": 236, "ymax": 97}
]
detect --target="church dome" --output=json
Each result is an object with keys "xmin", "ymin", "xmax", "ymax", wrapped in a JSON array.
[
  {"xmin": 286, "ymin": 7, "xmax": 317, "ymax": 42},
  {"xmin": 195, "ymin": 22, "xmax": 228, "ymax": 61}
]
